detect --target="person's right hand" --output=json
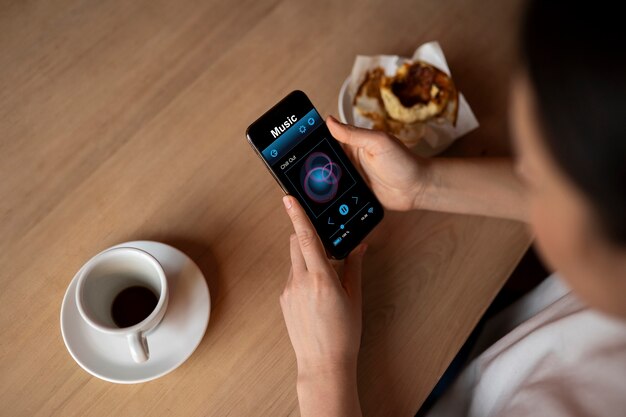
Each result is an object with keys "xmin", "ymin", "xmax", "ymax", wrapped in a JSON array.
[{"xmin": 327, "ymin": 116, "xmax": 427, "ymax": 211}]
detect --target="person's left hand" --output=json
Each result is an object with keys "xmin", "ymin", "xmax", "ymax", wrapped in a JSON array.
[{"xmin": 279, "ymin": 195, "xmax": 367, "ymax": 378}]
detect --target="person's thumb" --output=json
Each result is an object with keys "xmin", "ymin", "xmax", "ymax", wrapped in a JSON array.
[
  {"xmin": 342, "ymin": 244, "xmax": 367, "ymax": 301},
  {"xmin": 327, "ymin": 116, "xmax": 381, "ymax": 150}
]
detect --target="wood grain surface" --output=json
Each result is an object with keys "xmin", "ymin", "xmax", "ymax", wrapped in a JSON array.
[{"xmin": 0, "ymin": 0, "xmax": 529, "ymax": 415}]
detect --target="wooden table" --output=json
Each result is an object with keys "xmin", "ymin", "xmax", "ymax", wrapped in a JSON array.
[{"xmin": 0, "ymin": 0, "xmax": 530, "ymax": 415}]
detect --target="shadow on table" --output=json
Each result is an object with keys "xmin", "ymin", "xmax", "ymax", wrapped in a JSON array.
[{"xmin": 356, "ymin": 210, "xmax": 415, "ymax": 416}]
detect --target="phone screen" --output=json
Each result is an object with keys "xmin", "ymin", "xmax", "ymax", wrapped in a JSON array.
[{"xmin": 246, "ymin": 90, "xmax": 384, "ymax": 259}]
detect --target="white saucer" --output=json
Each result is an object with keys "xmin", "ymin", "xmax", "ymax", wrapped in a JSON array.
[
  {"xmin": 60, "ymin": 241, "xmax": 211, "ymax": 384},
  {"xmin": 337, "ymin": 76, "xmax": 354, "ymax": 125}
]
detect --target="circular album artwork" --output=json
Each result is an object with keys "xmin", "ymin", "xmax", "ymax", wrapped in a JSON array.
[{"xmin": 300, "ymin": 152, "xmax": 342, "ymax": 203}]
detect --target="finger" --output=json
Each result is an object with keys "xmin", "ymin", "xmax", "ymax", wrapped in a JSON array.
[
  {"xmin": 327, "ymin": 116, "xmax": 383, "ymax": 150},
  {"xmin": 281, "ymin": 266, "xmax": 293, "ymax": 295},
  {"xmin": 283, "ymin": 195, "xmax": 330, "ymax": 273},
  {"xmin": 338, "ymin": 141, "xmax": 356, "ymax": 161},
  {"xmin": 280, "ymin": 266, "xmax": 293, "ymax": 310},
  {"xmin": 338, "ymin": 142, "xmax": 372, "ymax": 187},
  {"xmin": 289, "ymin": 233, "xmax": 306, "ymax": 274},
  {"xmin": 338, "ymin": 138, "xmax": 362, "ymax": 171},
  {"xmin": 342, "ymin": 244, "xmax": 367, "ymax": 301},
  {"xmin": 354, "ymin": 147, "xmax": 372, "ymax": 184}
]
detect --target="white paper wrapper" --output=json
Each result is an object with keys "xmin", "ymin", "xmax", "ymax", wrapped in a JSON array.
[{"xmin": 348, "ymin": 41, "xmax": 479, "ymax": 157}]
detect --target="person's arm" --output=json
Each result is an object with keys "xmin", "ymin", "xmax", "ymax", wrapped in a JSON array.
[
  {"xmin": 417, "ymin": 158, "xmax": 528, "ymax": 221},
  {"xmin": 297, "ymin": 365, "xmax": 361, "ymax": 417},
  {"xmin": 327, "ymin": 116, "xmax": 528, "ymax": 222},
  {"xmin": 280, "ymin": 195, "xmax": 365, "ymax": 417}
]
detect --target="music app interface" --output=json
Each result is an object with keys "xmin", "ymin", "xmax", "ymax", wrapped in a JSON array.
[{"xmin": 252, "ymin": 97, "xmax": 383, "ymax": 258}]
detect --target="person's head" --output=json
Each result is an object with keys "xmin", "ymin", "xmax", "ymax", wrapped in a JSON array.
[{"xmin": 511, "ymin": 0, "xmax": 626, "ymax": 318}]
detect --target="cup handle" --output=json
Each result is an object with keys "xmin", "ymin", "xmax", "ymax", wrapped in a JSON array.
[{"xmin": 127, "ymin": 332, "xmax": 149, "ymax": 363}]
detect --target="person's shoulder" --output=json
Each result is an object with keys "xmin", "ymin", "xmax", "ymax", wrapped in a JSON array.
[
  {"xmin": 494, "ymin": 335, "xmax": 626, "ymax": 417},
  {"xmin": 489, "ymin": 294, "xmax": 626, "ymax": 417}
]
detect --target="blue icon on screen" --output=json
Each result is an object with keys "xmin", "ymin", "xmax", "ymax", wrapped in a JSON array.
[
  {"xmin": 307, "ymin": 117, "xmax": 315, "ymax": 126},
  {"xmin": 368, "ymin": 207, "xmax": 374, "ymax": 214},
  {"xmin": 339, "ymin": 204, "xmax": 349, "ymax": 215},
  {"xmin": 270, "ymin": 149, "xmax": 278, "ymax": 157},
  {"xmin": 333, "ymin": 237, "xmax": 342, "ymax": 246},
  {"xmin": 299, "ymin": 125, "xmax": 307, "ymax": 134}
]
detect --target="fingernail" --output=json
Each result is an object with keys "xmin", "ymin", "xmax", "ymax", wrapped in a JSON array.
[{"xmin": 283, "ymin": 195, "xmax": 292, "ymax": 210}]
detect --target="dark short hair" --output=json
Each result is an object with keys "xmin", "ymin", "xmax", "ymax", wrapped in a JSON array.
[{"xmin": 521, "ymin": 0, "xmax": 626, "ymax": 245}]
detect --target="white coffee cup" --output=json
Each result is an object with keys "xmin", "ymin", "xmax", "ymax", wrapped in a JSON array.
[{"xmin": 75, "ymin": 247, "xmax": 169, "ymax": 363}]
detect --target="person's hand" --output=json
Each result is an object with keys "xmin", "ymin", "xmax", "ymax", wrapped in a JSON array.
[
  {"xmin": 280, "ymin": 195, "xmax": 366, "ymax": 377},
  {"xmin": 327, "ymin": 116, "xmax": 428, "ymax": 211}
]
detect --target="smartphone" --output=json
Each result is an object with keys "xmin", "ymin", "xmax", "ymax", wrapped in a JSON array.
[{"xmin": 246, "ymin": 90, "xmax": 384, "ymax": 259}]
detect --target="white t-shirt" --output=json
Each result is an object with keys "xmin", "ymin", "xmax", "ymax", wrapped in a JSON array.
[{"xmin": 427, "ymin": 274, "xmax": 626, "ymax": 417}]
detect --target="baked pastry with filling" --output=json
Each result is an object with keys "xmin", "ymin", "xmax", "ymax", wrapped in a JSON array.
[{"xmin": 379, "ymin": 61, "xmax": 458, "ymax": 125}]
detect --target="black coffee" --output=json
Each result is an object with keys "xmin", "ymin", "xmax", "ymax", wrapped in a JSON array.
[{"xmin": 111, "ymin": 285, "xmax": 158, "ymax": 328}]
